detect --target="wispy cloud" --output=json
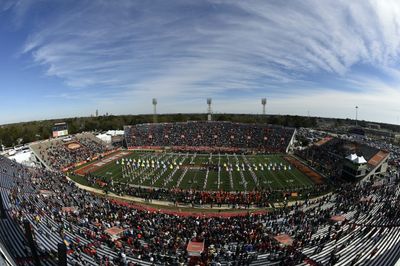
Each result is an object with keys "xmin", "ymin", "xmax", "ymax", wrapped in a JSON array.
[{"xmin": 4, "ymin": 0, "xmax": 400, "ymax": 123}]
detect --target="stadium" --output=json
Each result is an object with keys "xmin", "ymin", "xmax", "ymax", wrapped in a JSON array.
[
  {"xmin": 0, "ymin": 105, "xmax": 397, "ymax": 266},
  {"xmin": 2, "ymin": 1, "xmax": 400, "ymax": 266}
]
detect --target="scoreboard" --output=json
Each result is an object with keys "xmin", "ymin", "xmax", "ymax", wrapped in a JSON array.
[{"xmin": 52, "ymin": 122, "xmax": 68, "ymax": 138}]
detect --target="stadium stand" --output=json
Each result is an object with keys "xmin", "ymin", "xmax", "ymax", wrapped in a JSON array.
[
  {"xmin": 0, "ymin": 126, "xmax": 397, "ymax": 265},
  {"xmin": 29, "ymin": 133, "xmax": 111, "ymax": 171},
  {"xmin": 0, "ymin": 157, "xmax": 56, "ymax": 265},
  {"xmin": 1, "ymin": 150, "xmax": 400, "ymax": 265},
  {"xmin": 295, "ymin": 137, "xmax": 389, "ymax": 181},
  {"xmin": 124, "ymin": 121, "xmax": 296, "ymax": 153}
]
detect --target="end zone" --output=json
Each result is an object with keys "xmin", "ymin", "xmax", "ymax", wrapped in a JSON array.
[{"xmin": 75, "ymin": 150, "xmax": 131, "ymax": 175}]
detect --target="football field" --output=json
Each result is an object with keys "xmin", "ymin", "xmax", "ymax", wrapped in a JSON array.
[{"xmin": 78, "ymin": 151, "xmax": 320, "ymax": 192}]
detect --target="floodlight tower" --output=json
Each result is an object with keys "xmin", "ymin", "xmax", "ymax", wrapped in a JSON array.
[
  {"xmin": 261, "ymin": 98, "xmax": 267, "ymax": 115},
  {"xmin": 152, "ymin": 98, "xmax": 158, "ymax": 123},
  {"xmin": 207, "ymin": 98, "xmax": 212, "ymax": 121}
]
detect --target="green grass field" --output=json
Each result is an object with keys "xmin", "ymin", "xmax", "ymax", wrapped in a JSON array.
[{"xmin": 88, "ymin": 151, "xmax": 317, "ymax": 192}]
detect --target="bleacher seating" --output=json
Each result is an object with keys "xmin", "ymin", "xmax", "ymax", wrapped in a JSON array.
[
  {"xmin": 30, "ymin": 133, "xmax": 110, "ymax": 170},
  {"xmin": 1, "ymin": 148, "xmax": 400, "ymax": 264},
  {"xmin": 296, "ymin": 137, "xmax": 383, "ymax": 179},
  {"xmin": 124, "ymin": 121, "xmax": 295, "ymax": 153}
]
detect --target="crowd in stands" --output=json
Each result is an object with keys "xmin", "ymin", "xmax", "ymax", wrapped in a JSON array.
[
  {"xmin": 1, "ymin": 152, "xmax": 400, "ymax": 265},
  {"xmin": 30, "ymin": 133, "xmax": 110, "ymax": 170},
  {"xmin": 296, "ymin": 127, "xmax": 396, "ymax": 164},
  {"xmin": 1, "ymin": 126, "xmax": 399, "ymax": 265},
  {"xmin": 124, "ymin": 122, "xmax": 295, "ymax": 153},
  {"xmin": 84, "ymin": 171, "xmax": 330, "ymax": 207},
  {"xmin": 342, "ymin": 135, "xmax": 400, "ymax": 167},
  {"xmin": 295, "ymin": 135, "xmax": 382, "ymax": 180}
]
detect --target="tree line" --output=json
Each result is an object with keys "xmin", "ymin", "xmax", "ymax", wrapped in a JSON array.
[
  {"xmin": 0, "ymin": 112, "xmax": 359, "ymax": 148},
  {"xmin": 2, "ymin": 112, "xmax": 399, "ymax": 150}
]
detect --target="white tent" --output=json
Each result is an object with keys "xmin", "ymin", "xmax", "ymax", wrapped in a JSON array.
[
  {"xmin": 345, "ymin": 154, "xmax": 358, "ymax": 161},
  {"xmin": 346, "ymin": 153, "xmax": 367, "ymax": 164},
  {"xmin": 354, "ymin": 156, "xmax": 367, "ymax": 164}
]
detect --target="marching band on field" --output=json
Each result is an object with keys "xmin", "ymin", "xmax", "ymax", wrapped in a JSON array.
[{"xmin": 118, "ymin": 156, "xmax": 292, "ymax": 181}]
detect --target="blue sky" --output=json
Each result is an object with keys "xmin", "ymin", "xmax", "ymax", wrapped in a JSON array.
[{"xmin": 1, "ymin": 0, "xmax": 400, "ymax": 125}]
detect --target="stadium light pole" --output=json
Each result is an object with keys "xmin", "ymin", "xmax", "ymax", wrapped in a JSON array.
[
  {"xmin": 152, "ymin": 98, "xmax": 158, "ymax": 123},
  {"xmin": 355, "ymin": 106, "xmax": 358, "ymax": 126},
  {"xmin": 261, "ymin": 98, "xmax": 267, "ymax": 115},
  {"xmin": 207, "ymin": 98, "xmax": 212, "ymax": 121}
]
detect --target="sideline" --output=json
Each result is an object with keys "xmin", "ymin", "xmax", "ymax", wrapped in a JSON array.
[
  {"xmin": 65, "ymin": 175, "xmax": 270, "ymax": 214},
  {"xmin": 66, "ymin": 175, "xmax": 332, "ymax": 215}
]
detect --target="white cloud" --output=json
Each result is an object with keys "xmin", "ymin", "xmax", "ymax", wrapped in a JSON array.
[{"xmin": 9, "ymin": 0, "xmax": 400, "ymax": 124}]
